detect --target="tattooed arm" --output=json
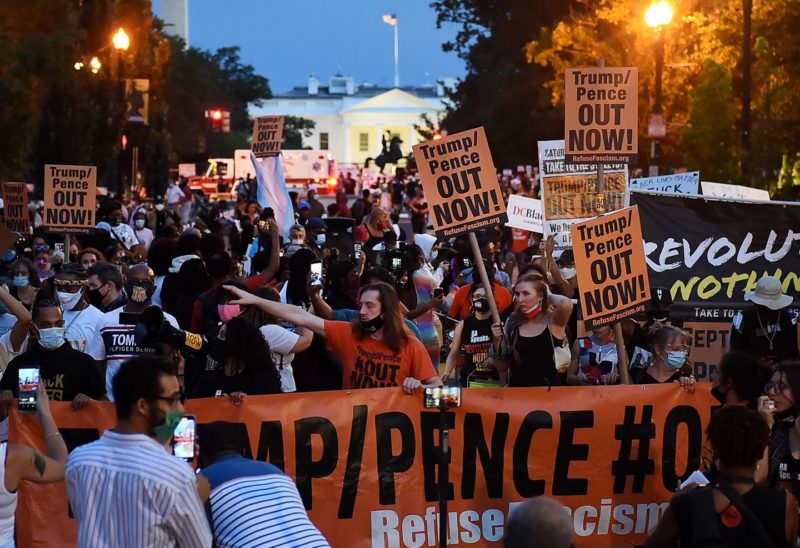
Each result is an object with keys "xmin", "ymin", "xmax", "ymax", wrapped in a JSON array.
[{"xmin": 4, "ymin": 384, "xmax": 68, "ymax": 491}]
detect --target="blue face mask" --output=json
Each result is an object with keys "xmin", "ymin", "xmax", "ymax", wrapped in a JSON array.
[
  {"xmin": 37, "ymin": 326, "xmax": 65, "ymax": 351},
  {"xmin": 13, "ymin": 276, "xmax": 29, "ymax": 288},
  {"xmin": 134, "ymin": 219, "xmax": 145, "ymax": 229},
  {"xmin": 315, "ymin": 234, "xmax": 326, "ymax": 247},
  {"xmin": 665, "ymin": 350, "xmax": 688, "ymax": 370}
]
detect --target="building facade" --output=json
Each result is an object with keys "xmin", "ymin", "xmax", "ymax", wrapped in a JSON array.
[{"xmin": 250, "ymin": 75, "xmax": 453, "ymax": 166}]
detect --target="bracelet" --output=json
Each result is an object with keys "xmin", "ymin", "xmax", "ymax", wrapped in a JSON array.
[{"xmin": 45, "ymin": 431, "xmax": 62, "ymax": 440}]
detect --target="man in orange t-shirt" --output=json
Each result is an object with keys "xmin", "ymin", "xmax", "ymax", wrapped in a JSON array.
[{"xmin": 223, "ymin": 283, "xmax": 440, "ymax": 393}]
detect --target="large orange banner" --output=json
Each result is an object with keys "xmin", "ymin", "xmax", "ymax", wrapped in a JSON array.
[{"xmin": 11, "ymin": 385, "xmax": 714, "ymax": 547}]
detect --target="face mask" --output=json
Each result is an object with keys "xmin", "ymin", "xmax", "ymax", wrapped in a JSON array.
[
  {"xmin": 315, "ymin": 234, "xmax": 326, "ymax": 247},
  {"xmin": 361, "ymin": 315, "xmax": 385, "ymax": 333},
  {"xmin": 291, "ymin": 238, "xmax": 304, "ymax": 246},
  {"xmin": 110, "ymin": 218, "xmax": 121, "ymax": 227},
  {"xmin": 125, "ymin": 282, "xmax": 154, "ymax": 304},
  {"xmin": 378, "ymin": 220, "xmax": 389, "ymax": 230},
  {"xmin": 155, "ymin": 203, "xmax": 165, "ymax": 212},
  {"xmin": 473, "ymin": 298, "xmax": 489, "ymax": 312},
  {"xmin": 153, "ymin": 410, "xmax": 183, "ymax": 444},
  {"xmin": 13, "ymin": 276, "xmax": 29, "ymax": 288},
  {"xmin": 522, "ymin": 303, "xmax": 542, "ymax": 320},
  {"xmin": 711, "ymin": 383, "xmax": 729, "ymax": 405},
  {"xmin": 665, "ymin": 350, "xmax": 688, "ymax": 370},
  {"xmin": 57, "ymin": 290, "xmax": 83, "ymax": 311},
  {"xmin": 134, "ymin": 219, "xmax": 145, "ymax": 229},
  {"xmin": 87, "ymin": 286, "xmax": 107, "ymax": 308},
  {"xmin": 648, "ymin": 310, "xmax": 668, "ymax": 322},
  {"xmin": 69, "ymin": 253, "xmax": 78, "ymax": 263},
  {"xmin": 217, "ymin": 304, "xmax": 241, "ymax": 322},
  {"xmin": 560, "ymin": 267, "xmax": 576, "ymax": 279},
  {"xmin": 37, "ymin": 326, "xmax": 65, "ymax": 351}
]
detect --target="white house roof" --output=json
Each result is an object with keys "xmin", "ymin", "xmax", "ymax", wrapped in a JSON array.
[{"xmin": 341, "ymin": 88, "xmax": 443, "ymax": 114}]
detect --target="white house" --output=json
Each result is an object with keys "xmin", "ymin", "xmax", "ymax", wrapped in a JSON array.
[{"xmin": 250, "ymin": 75, "xmax": 455, "ymax": 166}]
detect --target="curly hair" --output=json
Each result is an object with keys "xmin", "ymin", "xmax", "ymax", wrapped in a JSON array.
[
  {"xmin": 223, "ymin": 316, "xmax": 282, "ymax": 394},
  {"xmin": 706, "ymin": 405, "xmax": 770, "ymax": 469}
]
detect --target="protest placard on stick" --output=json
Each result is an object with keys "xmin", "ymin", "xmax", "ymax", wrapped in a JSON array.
[
  {"xmin": 1, "ymin": 183, "xmax": 30, "ymax": 234},
  {"xmin": 43, "ymin": 165, "xmax": 96, "ymax": 234},
  {"xmin": 251, "ymin": 115, "xmax": 285, "ymax": 157}
]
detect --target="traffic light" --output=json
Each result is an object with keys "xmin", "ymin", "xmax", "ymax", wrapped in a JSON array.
[{"xmin": 205, "ymin": 109, "xmax": 230, "ymax": 133}]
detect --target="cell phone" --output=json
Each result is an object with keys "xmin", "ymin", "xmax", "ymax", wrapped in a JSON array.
[
  {"xmin": 424, "ymin": 386, "xmax": 462, "ymax": 409},
  {"xmin": 462, "ymin": 257, "xmax": 472, "ymax": 268},
  {"xmin": 18, "ymin": 367, "xmax": 40, "ymax": 413},
  {"xmin": 54, "ymin": 243, "xmax": 64, "ymax": 254},
  {"xmin": 310, "ymin": 260, "xmax": 323, "ymax": 287},
  {"xmin": 353, "ymin": 242, "xmax": 362, "ymax": 260},
  {"xmin": 434, "ymin": 288, "xmax": 443, "ymax": 299},
  {"xmin": 172, "ymin": 415, "xmax": 196, "ymax": 461}
]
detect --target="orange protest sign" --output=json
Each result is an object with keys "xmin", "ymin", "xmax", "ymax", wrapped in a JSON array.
[
  {"xmin": 413, "ymin": 127, "xmax": 506, "ymax": 239},
  {"xmin": 251, "ymin": 115, "xmax": 285, "ymax": 157},
  {"xmin": 683, "ymin": 321, "xmax": 731, "ymax": 382},
  {"xmin": 565, "ymin": 67, "xmax": 638, "ymax": 164},
  {"xmin": 12, "ymin": 385, "xmax": 713, "ymax": 547},
  {"xmin": 43, "ymin": 165, "xmax": 97, "ymax": 234},
  {"xmin": 571, "ymin": 206, "xmax": 651, "ymax": 329},
  {"xmin": 1, "ymin": 183, "xmax": 30, "ymax": 234}
]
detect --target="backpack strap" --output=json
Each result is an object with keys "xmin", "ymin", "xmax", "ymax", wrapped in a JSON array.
[{"xmin": 715, "ymin": 483, "xmax": 777, "ymax": 548}]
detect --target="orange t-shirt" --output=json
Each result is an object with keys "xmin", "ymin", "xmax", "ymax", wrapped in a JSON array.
[
  {"xmin": 449, "ymin": 282, "xmax": 513, "ymax": 320},
  {"xmin": 324, "ymin": 320, "xmax": 437, "ymax": 389}
]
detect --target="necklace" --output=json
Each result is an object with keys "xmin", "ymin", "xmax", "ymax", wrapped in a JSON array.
[
  {"xmin": 755, "ymin": 308, "xmax": 780, "ymax": 351},
  {"xmin": 64, "ymin": 304, "xmax": 86, "ymax": 335}
]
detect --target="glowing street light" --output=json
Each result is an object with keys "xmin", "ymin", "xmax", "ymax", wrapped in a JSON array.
[
  {"xmin": 89, "ymin": 56, "xmax": 102, "ymax": 74},
  {"xmin": 112, "ymin": 27, "xmax": 130, "ymax": 51},
  {"xmin": 74, "ymin": 61, "xmax": 84, "ymax": 71},
  {"xmin": 645, "ymin": 1, "xmax": 673, "ymax": 28}
]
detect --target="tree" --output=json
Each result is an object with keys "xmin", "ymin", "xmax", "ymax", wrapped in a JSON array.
[
  {"xmin": 281, "ymin": 116, "xmax": 315, "ymax": 149},
  {"xmin": 682, "ymin": 60, "xmax": 738, "ymax": 182},
  {"xmin": 430, "ymin": 0, "xmax": 573, "ymax": 167}
]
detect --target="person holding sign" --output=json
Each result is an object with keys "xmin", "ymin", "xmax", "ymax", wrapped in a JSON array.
[
  {"xmin": 490, "ymin": 273, "xmax": 572, "ymax": 387},
  {"xmin": 626, "ymin": 325, "xmax": 695, "ymax": 390},
  {"xmin": 223, "ymin": 283, "xmax": 441, "ymax": 393}
]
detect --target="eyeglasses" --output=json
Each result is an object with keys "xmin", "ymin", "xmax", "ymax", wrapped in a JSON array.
[
  {"xmin": 34, "ymin": 244, "xmax": 50, "ymax": 252},
  {"xmin": 666, "ymin": 344, "xmax": 690, "ymax": 352},
  {"xmin": 152, "ymin": 395, "xmax": 182, "ymax": 406},
  {"xmin": 765, "ymin": 381, "xmax": 790, "ymax": 394}
]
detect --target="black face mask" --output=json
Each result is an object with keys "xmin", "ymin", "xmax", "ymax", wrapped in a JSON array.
[
  {"xmin": 711, "ymin": 383, "xmax": 728, "ymax": 405},
  {"xmin": 647, "ymin": 310, "xmax": 668, "ymax": 322},
  {"xmin": 473, "ymin": 298, "xmax": 489, "ymax": 312},
  {"xmin": 87, "ymin": 286, "xmax": 107, "ymax": 309},
  {"xmin": 361, "ymin": 315, "xmax": 385, "ymax": 333},
  {"xmin": 125, "ymin": 282, "xmax": 155, "ymax": 305}
]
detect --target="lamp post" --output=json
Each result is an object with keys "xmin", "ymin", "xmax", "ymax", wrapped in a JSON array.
[
  {"xmin": 645, "ymin": 1, "xmax": 672, "ymax": 176},
  {"xmin": 112, "ymin": 28, "xmax": 129, "ymax": 195}
]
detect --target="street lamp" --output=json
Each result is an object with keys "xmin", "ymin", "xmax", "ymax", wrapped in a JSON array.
[
  {"xmin": 112, "ymin": 27, "xmax": 130, "ymax": 195},
  {"xmin": 645, "ymin": 1, "xmax": 672, "ymax": 176},
  {"xmin": 112, "ymin": 28, "xmax": 130, "ymax": 52}
]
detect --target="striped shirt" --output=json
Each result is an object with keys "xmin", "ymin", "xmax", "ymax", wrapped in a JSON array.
[
  {"xmin": 202, "ymin": 454, "xmax": 329, "ymax": 548},
  {"xmin": 65, "ymin": 430, "xmax": 212, "ymax": 548}
]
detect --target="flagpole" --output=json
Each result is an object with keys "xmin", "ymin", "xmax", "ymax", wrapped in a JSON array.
[{"xmin": 393, "ymin": 18, "xmax": 399, "ymax": 88}]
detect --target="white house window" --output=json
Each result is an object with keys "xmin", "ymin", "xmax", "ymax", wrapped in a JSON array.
[
  {"xmin": 320, "ymin": 132, "xmax": 329, "ymax": 150},
  {"xmin": 359, "ymin": 133, "xmax": 369, "ymax": 152}
]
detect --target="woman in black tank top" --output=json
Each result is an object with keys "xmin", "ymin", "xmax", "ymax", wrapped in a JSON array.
[{"xmin": 489, "ymin": 272, "xmax": 572, "ymax": 387}]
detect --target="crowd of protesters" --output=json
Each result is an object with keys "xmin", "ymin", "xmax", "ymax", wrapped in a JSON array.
[{"xmin": 0, "ymin": 162, "xmax": 797, "ymax": 547}]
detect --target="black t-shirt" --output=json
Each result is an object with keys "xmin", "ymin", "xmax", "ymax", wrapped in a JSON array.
[
  {"xmin": 459, "ymin": 315, "xmax": 496, "ymax": 384},
  {"xmin": 1, "ymin": 342, "xmax": 106, "ymax": 402},
  {"xmin": 731, "ymin": 305, "xmax": 799, "ymax": 364},
  {"xmin": 188, "ymin": 367, "xmax": 281, "ymax": 398},
  {"xmin": 630, "ymin": 366, "xmax": 683, "ymax": 385}
]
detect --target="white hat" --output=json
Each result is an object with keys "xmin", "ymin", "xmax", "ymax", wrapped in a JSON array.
[{"xmin": 744, "ymin": 276, "xmax": 793, "ymax": 310}]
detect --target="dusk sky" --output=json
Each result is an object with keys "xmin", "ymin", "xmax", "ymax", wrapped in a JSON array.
[{"xmin": 152, "ymin": 0, "xmax": 466, "ymax": 93}]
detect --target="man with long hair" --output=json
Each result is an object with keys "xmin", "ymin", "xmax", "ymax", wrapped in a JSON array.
[{"xmin": 224, "ymin": 282, "xmax": 441, "ymax": 393}]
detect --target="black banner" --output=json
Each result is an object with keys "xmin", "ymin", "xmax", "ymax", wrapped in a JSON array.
[{"xmin": 631, "ymin": 191, "xmax": 800, "ymax": 308}]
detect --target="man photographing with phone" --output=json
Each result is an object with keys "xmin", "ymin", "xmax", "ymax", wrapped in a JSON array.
[
  {"xmin": 224, "ymin": 283, "xmax": 442, "ymax": 393},
  {"xmin": 65, "ymin": 356, "xmax": 211, "ymax": 547}
]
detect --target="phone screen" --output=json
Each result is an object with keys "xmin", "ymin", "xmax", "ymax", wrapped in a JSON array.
[
  {"xmin": 434, "ymin": 288, "xmax": 443, "ymax": 299},
  {"xmin": 310, "ymin": 261, "xmax": 323, "ymax": 287},
  {"xmin": 423, "ymin": 386, "xmax": 462, "ymax": 408},
  {"xmin": 462, "ymin": 258, "xmax": 472, "ymax": 268},
  {"xmin": 18, "ymin": 367, "xmax": 40, "ymax": 412},
  {"xmin": 173, "ymin": 416, "xmax": 196, "ymax": 461},
  {"xmin": 353, "ymin": 242, "xmax": 362, "ymax": 259},
  {"xmin": 391, "ymin": 257, "xmax": 403, "ymax": 270}
]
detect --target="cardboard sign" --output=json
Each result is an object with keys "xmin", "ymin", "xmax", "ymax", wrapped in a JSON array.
[
  {"xmin": 628, "ymin": 172, "xmax": 699, "ymax": 196},
  {"xmin": 1, "ymin": 183, "xmax": 30, "ymax": 234},
  {"xmin": 43, "ymin": 165, "xmax": 96, "ymax": 234},
  {"xmin": 683, "ymin": 321, "xmax": 730, "ymax": 382},
  {"xmin": 178, "ymin": 163, "xmax": 196, "ymax": 178},
  {"xmin": 700, "ymin": 181, "xmax": 770, "ymax": 201},
  {"xmin": 12, "ymin": 385, "xmax": 714, "ymax": 548},
  {"xmin": 571, "ymin": 206, "xmax": 650, "ymax": 329},
  {"xmin": 413, "ymin": 127, "xmax": 506, "ymax": 239},
  {"xmin": 538, "ymin": 140, "xmax": 628, "ymax": 247},
  {"xmin": 505, "ymin": 195, "xmax": 543, "ymax": 233},
  {"xmin": 251, "ymin": 115, "xmax": 285, "ymax": 157},
  {"xmin": 565, "ymin": 67, "xmax": 638, "ymax": 164}
]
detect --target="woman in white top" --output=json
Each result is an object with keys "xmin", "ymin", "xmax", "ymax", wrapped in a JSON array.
[{"xmin": 0, "ymin": 384, "xmax": 68, "ymax": 547}]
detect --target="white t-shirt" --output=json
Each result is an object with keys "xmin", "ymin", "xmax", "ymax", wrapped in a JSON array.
[
  {"xmin": 0, "ymin": 330, "xmax": 27, "ymax": 377},
  {"xmin": 259, "ymin": 324, "xmax": 299, "ymax": 393},
  {"xmin": 90, "ymin": 307, "xmax": 179, "ymax": 400},
  {"xmin": 166, "ymin": 184, "xmax": 184, "ymax": 205},
  {"xmin": 134, "ymin": 227, "xmax": 154, "ymax": 249},
  {"xmin": 64, "ymin": 305, "xmax": 105, "ymax": 359},
  {"xmin": 110, "ymin": 223, "xmax": 139, "ymax": 250}
]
